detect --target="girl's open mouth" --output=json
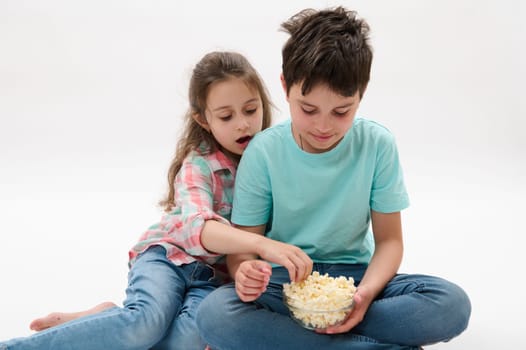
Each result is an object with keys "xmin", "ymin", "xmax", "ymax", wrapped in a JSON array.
[{"xmin": 236, "ymin": 135, "xmax": 252, "ymax": 144}]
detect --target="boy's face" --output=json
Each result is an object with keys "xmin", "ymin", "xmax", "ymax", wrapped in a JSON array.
[{"xmin": 286, "ymin": 82, "xmax": 360, "ymax": 153}]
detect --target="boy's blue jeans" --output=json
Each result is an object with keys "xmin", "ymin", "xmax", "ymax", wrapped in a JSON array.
[
  {"xmin": 0, "ymin": 245, "xmax": 219, "ymax": 350},
  {"xmin": 197, "ymin": 264, "xmax": 471, "ymax": 350}
]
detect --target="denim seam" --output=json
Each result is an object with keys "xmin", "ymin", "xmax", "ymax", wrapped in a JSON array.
[{"xmin": 373, "ymin": 281, "xmax": 426, "ymax": 305}]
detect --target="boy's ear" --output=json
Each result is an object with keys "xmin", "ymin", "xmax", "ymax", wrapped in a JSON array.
[
  {"xmin": 280, "ymin": 74, "xmax": 289, "ymax": 100},
  {"xmin": 192, "ymin": 113, "xmax": 210, "ymax": 132}
]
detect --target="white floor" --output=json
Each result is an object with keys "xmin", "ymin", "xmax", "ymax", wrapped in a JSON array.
[{"xmin": 1, "ymin": 1, "xmax": 524, "ymax": 348}]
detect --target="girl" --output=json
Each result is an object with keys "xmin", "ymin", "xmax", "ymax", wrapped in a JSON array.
[{"xmin": 0, "ymin": 51, "xmax": 312, "ymax": 350}]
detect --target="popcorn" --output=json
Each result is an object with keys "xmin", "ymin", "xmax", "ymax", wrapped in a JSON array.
[{"xmin": 283, "ymin": 271, "xmax": 356, "ymax": 329}]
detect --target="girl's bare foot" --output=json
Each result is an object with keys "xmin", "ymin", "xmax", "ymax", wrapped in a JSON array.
[{"xmin": 29, "ymin": 301, "xmax": 117, "ymax": 331}]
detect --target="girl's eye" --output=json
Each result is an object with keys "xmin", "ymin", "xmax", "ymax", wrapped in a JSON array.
[
  {"xmin": 219, "ymin": 115, "xmax": 232, "ymax": 121},
  {"xmin": 245, "ymin": 108, "xmax": 257, "ymax": 115}
]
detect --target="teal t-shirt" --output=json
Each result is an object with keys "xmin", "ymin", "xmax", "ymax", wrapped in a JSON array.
[{"xmin": 232, "ymin": 118, "xmax": 410, "ymax": 264}]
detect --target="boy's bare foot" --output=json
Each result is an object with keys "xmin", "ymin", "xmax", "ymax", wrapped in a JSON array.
[{"xmin": 29, "ymin": 301, "xmax": 117, "ymax": 331}]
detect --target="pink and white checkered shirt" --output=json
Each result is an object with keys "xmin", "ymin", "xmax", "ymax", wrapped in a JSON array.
[{"xmin": 129, "ymin": 145, "xmax": 237, "ymax": 267}]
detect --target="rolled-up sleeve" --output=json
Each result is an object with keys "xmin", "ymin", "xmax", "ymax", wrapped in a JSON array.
[
  {"xmin": 129, "ymin": 150, "xmax": 235, "ymax": 266},
  {"xmin": 167, "ymin": 156, "xmax": 230, "ymax": 257}
]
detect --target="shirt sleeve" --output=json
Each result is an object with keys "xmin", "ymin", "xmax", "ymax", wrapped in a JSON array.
[
  {"xmin": 143, "ymin": 156, "xmax": 230, "ymax": 258},
  {"xmin": 231, "ymin": 140, "xmax": 272, "ymax": 226},
  {"xmin": 370, "ymin": 130, "xmax": 410, "ymax": 213}
]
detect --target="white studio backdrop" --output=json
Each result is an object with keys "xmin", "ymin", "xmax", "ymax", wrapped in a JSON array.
[{"xmin": 1, "ymin": 1, "xmax": 525, "ymax": 348}]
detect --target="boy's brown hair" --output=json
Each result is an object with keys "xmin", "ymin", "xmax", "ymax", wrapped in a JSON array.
[{"xmin": 280, "ymin": 7, "xmax": 373, "ymax": 98}]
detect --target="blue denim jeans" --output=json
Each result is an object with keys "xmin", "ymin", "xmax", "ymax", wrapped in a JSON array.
[
  {"xmin": 197, "ymin": 264, "xmax": 471, "ymax": 350},
  {"xmin": 0, "ymin": 245, "xmax": 220, "ymax": 350}
]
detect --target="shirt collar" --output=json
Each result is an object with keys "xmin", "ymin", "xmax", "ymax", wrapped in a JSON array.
[{"xmin": 197, "ymin": 144, "xmax": 237, "ymax": 176}]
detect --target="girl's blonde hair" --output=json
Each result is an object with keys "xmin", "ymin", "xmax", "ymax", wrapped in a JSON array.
[{"xmin": 160, "ymin": 51, "xmax": 273, "ymax": 211}]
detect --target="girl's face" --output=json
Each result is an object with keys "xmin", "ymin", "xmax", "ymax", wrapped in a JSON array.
[
  {"xmin": 286, "ymin": 82, "xmax": 360, "ymax": 154},
  {"xmin": 203, "ymin": 77, "xmax": 264, "ymax": 156}
]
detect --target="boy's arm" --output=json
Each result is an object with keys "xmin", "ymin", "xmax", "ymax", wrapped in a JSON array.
[
  {"xmin": 359, "ymin": 210, "xmax": 404, "ymax": 297},
  {"xmin": 225, "ymin": 224, "xmax": 312, "ymax": 302},
  {"xmin": 226, "ymin": 224, "xmax": 269, "ymax": 302},
  {"xmin": 322, "ymin": 210, "xmax": 403, "ymax": 334},
  {"xmin": 225, "ymin": 224, "xmax": 267, "ymax": 278}
]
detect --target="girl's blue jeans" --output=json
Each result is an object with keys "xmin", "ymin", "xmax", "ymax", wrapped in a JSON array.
[
  {"xmin": 0, "ymin": 245, "xmax": 220, "ymax": 350},
  {"xmin": 197, "ymin": 264, "xmax": 471, "ymax": 350}
]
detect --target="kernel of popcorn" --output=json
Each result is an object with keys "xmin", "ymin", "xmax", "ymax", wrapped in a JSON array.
[{"xmin": 283, "ymin": 271, "xmax": 356, "ymax": 329}]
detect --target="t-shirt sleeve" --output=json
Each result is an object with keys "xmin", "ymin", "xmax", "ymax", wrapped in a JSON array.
[
  {"xmin": 370, "ymin": 130, "xmax": 410, "ymax": 213},
  {"xmin": 231, "ymin": 140, "xmax": 272, "ymax": 226}
]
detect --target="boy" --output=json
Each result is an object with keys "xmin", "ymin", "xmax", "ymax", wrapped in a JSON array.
[{"xmin": 197, "ymin": 7, "xmax": 471, "ymax": 349}]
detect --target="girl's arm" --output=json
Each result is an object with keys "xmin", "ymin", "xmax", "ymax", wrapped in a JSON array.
[
  {"xmin": 200, "ymin": 221, "xmax": 265, "ymax": 255},
  {"xmin": 202, "ymin": 222, "xmax": 311, "ymax": 284},
  {"xmin": 321, "ymin": 210, "xmax": 403, "ymax": 334},
  {"xmin": 221, "ymin": 224, "xmax": 312, "ymax": 301}
]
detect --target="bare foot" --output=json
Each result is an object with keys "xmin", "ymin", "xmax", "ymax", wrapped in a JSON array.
[{"xmin": 29, "ymin": 301, "xmax": 117, "ymax": 331}]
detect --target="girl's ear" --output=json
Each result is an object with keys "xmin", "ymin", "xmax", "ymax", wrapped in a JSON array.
[
  {"xmin": 280, "ymin": 73, "xmax": 289, "ymax": 101},
  {"xmin": 192, "ymin": 113, "xmax": 210, "ymax": 132}
]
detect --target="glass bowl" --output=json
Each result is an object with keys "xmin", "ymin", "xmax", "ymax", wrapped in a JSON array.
[{"xmin": 283, "ymin": 294, "xmax": 354, "ymax": 330}]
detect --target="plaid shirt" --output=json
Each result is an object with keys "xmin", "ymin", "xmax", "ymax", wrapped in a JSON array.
[{"xmin": 129, "ymin": 146, "xmax": 237, "ymax": 267}]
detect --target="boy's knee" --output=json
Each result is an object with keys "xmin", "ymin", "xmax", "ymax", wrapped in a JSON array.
[
  {"xmin": 430, "ymin": 277, "xmax": 471, "ymax": 338},
  {"xmin": 197, "ymin": 289, "xmax": 222, "ymax": 315},
  {"xmin": 196, "ymin": 286, "xmax": 237, "ymax": 335},
  {"xmin": 448, "ymin": 281, "xmax": 471, "ymax": 331}
]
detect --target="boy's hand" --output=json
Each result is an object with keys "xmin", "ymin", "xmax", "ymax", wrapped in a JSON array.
[
  {"xmin": 316, "ymin": 286, "xmax": 373, "ymax": 334},
  {"xmin": 234, "ymin": 260, "xmax": 272, "ymax": 302},
  {"xmin": 256, "ymin": 239, "xmax": 312, "ymax": 282}
]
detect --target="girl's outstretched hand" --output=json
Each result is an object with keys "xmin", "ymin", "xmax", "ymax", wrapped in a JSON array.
[
  {"xmin": 256, "ymin": 238, "xmax": 313, "ymax": 282},
  {"xmin": 316, "ymin": 285, "xmax": 373, "ymax": 334},
  {"xmin": 234, "ymin": 260, "xmax": 272, "ymax": 302}
]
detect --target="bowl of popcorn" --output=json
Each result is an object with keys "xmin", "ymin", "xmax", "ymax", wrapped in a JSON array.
[{"xmin": 283, "ymin": 271, "xmax": 356, "ymax": 330}]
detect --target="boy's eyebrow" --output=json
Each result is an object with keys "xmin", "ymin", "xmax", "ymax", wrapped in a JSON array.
[
  {"xmin": 211, "ymin": 98, "xmax": 260, "ymax": 112},
  {"xmin": 298, "ymin": 99, "xmax": 354, "ymax": 109},
  {"xmin": 334, "ymin": 103, "xmax": 354, "ymax": 109}
]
